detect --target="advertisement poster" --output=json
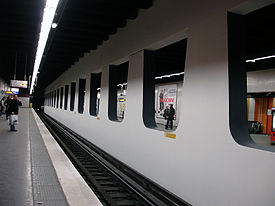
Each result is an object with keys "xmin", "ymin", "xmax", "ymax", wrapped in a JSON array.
[{"xmin": 157, "ymin": 84, "xmax": 177, "ymax": 119}]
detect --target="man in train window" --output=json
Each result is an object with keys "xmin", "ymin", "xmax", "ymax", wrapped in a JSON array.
[{"xmin": 165, "ymin": 104, "xmax": 175, "ymax": 130}]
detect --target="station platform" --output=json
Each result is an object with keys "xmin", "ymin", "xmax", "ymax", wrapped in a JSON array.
[{"xmin": 0, "ymin": 108, "xmax": 102, "ymax": 206}]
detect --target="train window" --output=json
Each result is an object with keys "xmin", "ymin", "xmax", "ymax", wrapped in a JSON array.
[
  {"xmin": 60, "ymin": 87, "xmax": 64, "ymax": 109},
  {"xmin": 143, "ymin": 39, "xmax": 187, "ymax": 131},
  {"xmin": 64, "ymin": 85, "xmax": 69, "ymax": 110},
  {"xmin": 78, "ymin": 78, "xmax": 86, "ymax": 114},
  {"xmin": 90, "ymin": 73, "xmax": 101, "ymax": 116},
  {"xmin": 54, "ymin": 90, "xmax": 56, "ymax": 108},
  {"xmin": 56, "ymin": 89, "xmax": 59, "ymax": 108},
  {"xmin": 228, "ymin": 6, "xmax": 275, "ymax": 152},
  {"xmin": 108, "ymin": 62, "xmax": 128, "ymax": 122},
  {"xmin": 51, "ymin": 91, "xmax": 54, "ymax": 107},
  {"xmin": 70, "ymin": 82, "xmax": 76, "ymax": 111}
]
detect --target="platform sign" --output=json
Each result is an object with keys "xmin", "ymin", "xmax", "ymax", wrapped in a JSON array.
[
  {"xmin": 10, "ymin": 80, "xmax": 28, "ymax": 88},
  {"xmin": 157, "ymin": 84, "xmax": 177, "ymax": 119},
  {"xmin": 165, "ymin": 132, "xmax": 176, "ymax": 139}
]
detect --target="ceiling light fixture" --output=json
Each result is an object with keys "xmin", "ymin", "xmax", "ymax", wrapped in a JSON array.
[
  {"xmin": 51, "ymin": 22, "xmax": 58, "ymax": 28},
  {"xmin": 246, "ymin": 55, "xmax": 275, "ymax": 63},
  {"xmin": 155, "ymin": 72, "xmax": 184, "ymax": 79},
  {"xmin": 30, "ymin": 0, "xmax": 60, "ymax": 94}
]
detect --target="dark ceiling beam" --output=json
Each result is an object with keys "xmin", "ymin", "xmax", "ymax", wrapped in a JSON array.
[
  {"xmin": 54, "ymin": 32, "xmax": 109, "ymax": 41},
  {"xmin": 64, "ymin": 7, "xmax": 138, "ymax": 20}
]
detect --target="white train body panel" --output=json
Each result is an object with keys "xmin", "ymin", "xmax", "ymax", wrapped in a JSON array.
[{"xmin": 44, "ymin": 0, "xmax": 275, "ymax": 205}]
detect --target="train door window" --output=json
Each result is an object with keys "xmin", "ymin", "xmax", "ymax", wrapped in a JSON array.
[
  {"xmin": 60, "ymin": 87, "xmax": 64, "ymax": 109},
  {"xmin": 143, "ymin": 39, "xmax": 187, "ymax": 131},
  {"xmin": 64, "ymin": 85, "xmax": 69, "ymax": 110},
  {"xmin": 228, "ymin": 6, "xmax": 275, "ymax": 152},
  {"xmin": 78, "ymin": 78, "xmax": 86, "ymax": 114},
  {"xmin": 90, "ymin": 73, "xmax": 101, "ymax": 116},
  {"xmin": 56, "ymin": 89, "xmax": 59, "ymax": 108},
  {"xmin": 70, "ymin": 82, "xmax": 76, "ymax": 111},
  {"xmin": 108, "ymin": 62, "xmax": 128, "ymax": 122}
]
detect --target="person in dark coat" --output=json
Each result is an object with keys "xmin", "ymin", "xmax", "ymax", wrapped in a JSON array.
[
  {"xmin": 0, "ymin": 101, "xmax": 2, "ymax": 116},
  {"xmin": 4, "ymin": 95, "xmax": 12, "ymax": 120},
  {"xmin": 165, "ymin": 104, "xmax": 175, "ymax": 130},
  {"xmin": 163, "ymin": 106, "xmax": 169, "ymax": 120},
  {"xmin": 7, "ymin": 95, "xmax": 22, "ymax": 132}
]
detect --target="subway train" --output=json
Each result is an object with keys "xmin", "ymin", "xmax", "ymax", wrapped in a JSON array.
[{"xmin": 42, "ymin": 1, "xmax": 275, "ymax": 205}]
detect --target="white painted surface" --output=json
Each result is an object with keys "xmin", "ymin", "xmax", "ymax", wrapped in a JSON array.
[
  {"xmin": 31, "ymin": 109, "xmax": 102, "ymax": 206},
  {"xmin": 43, "ymin": 1, "xmax": 275, "ymax": 205},
  {"xmin": 247, "ymin": 69, "xmax": 275, "ymax": 93}
]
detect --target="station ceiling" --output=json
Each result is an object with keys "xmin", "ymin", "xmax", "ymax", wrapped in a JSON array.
[{"xmin": 0, "ymin": 1, "xmax": 274, "ymax": 94}]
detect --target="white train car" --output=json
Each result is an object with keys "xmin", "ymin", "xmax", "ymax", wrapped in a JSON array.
[{"xmin": 44, "ymin": 0, "xmax": 275, "ymax": 205}]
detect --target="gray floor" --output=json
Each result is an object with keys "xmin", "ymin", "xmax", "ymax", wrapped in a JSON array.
[
  {"xmin": 0, "ymin": 108, "xmax": 68, "ymax": 206},
  {"xmin": 156, "ymin": 123, "xmax": 177, "ymax": 132},
  {"xmin": 250, "ymin": 134, "xmax": 273, "ymax": 146}
]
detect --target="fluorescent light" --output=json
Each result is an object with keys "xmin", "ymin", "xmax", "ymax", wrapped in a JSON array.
[
  {"xmin": 30, "ymin": 0, "xmax": 60, "ymax": 94},
  {"xmin": 117, "ymin": 83, "xmax": 128, "ymax": 87},
  {"xmin": 51, "ymin": 23, "xmax": 58, "ymax": 28},
  {"xmin": 246, "ymin": 55, "xmax": 275, "ymax": 63},
  {"xmin": 155, "ymin": 72, "xmax": 184, "ymax": 79}
]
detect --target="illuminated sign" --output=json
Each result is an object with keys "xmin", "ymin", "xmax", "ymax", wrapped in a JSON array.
[
  {"xmin": 11, "ymin": 88, "xmax": 19, "ymax": 92},
  {"xmin": 10, "ymin": 80, "xmax": 28, "ymax": 88},
  {"xmin": 119, "ymin": 98, "xmax": 125, "ymax": 102}
]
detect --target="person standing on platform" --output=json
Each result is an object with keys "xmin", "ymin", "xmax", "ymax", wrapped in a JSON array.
[
  {"xmin": 7, "ymin": 95, "xmax": 22, "ymax": 132},
  {"xmin": 4, "ymin": 95, "xmax": 12, "ymax": 120},
  {"xmin": 163, "ymin": 105, "xmax": 169, "ymax": 128},
  {"xmin": 165, "ymin": 104, "xmax": 175, "ymax": 130}
]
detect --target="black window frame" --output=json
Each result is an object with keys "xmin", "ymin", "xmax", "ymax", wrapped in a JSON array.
[
  {"xmin": 78, "ymin": 78, "xmax": 86, "ymax": 114},
  {"xmin": 143, "ymin": 50, "xmax": 157, "ymax": 128},
  {"xmin": 228, "ymin": 12, "xmax": 275, "ymax": 152},
  {"xmin": 108, "ymin": 62, "xmax": 129, "ymax": 122},
  {"xmin": 70, "ymin": 82, "xmax": 76, "ymax": 111},
  {"xmin": 56, "ymin": 89, "xmax": 59, "ymax": 108},
  {"xmin": 54, "ymin": 90, "xmax": 56, "ymax": 108},
  {"xmin": 60, "ymin": 87, "xmax": 64, "ymax": 109},
  {"xmin": 90, "ymin": 73, "xmax": 102, "ymax": 116},
  {"xmin": 64, "ymin": 85, "xmax": 69, "ymax": 110}
]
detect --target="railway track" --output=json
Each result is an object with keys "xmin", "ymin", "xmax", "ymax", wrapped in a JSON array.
[{"xmin": 38, "ymin": 112, "xmax": 190, "ymax": 206}]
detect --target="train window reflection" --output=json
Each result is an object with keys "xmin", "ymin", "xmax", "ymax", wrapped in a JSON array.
[
  {"xmin": 78, "ymin": 78, "xmax": 86, "ymax": 114},
  {"xmin": 70, "ymin": 82, "xmax": 76, "ymax": 111},
  {"xmin": 108, "ymin": 62, "xmax": 128, "ymax": 122},
  {"xmin": 90, "ymin": 73, "xmax": 101, "ymax": 116},
  {"xmin": 143, "ymin": 39, "xmax": 187, "ymax": 131},
  {"xmin": 64, "ymin": 85, "xmax": 69, "ymax": 110}
]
